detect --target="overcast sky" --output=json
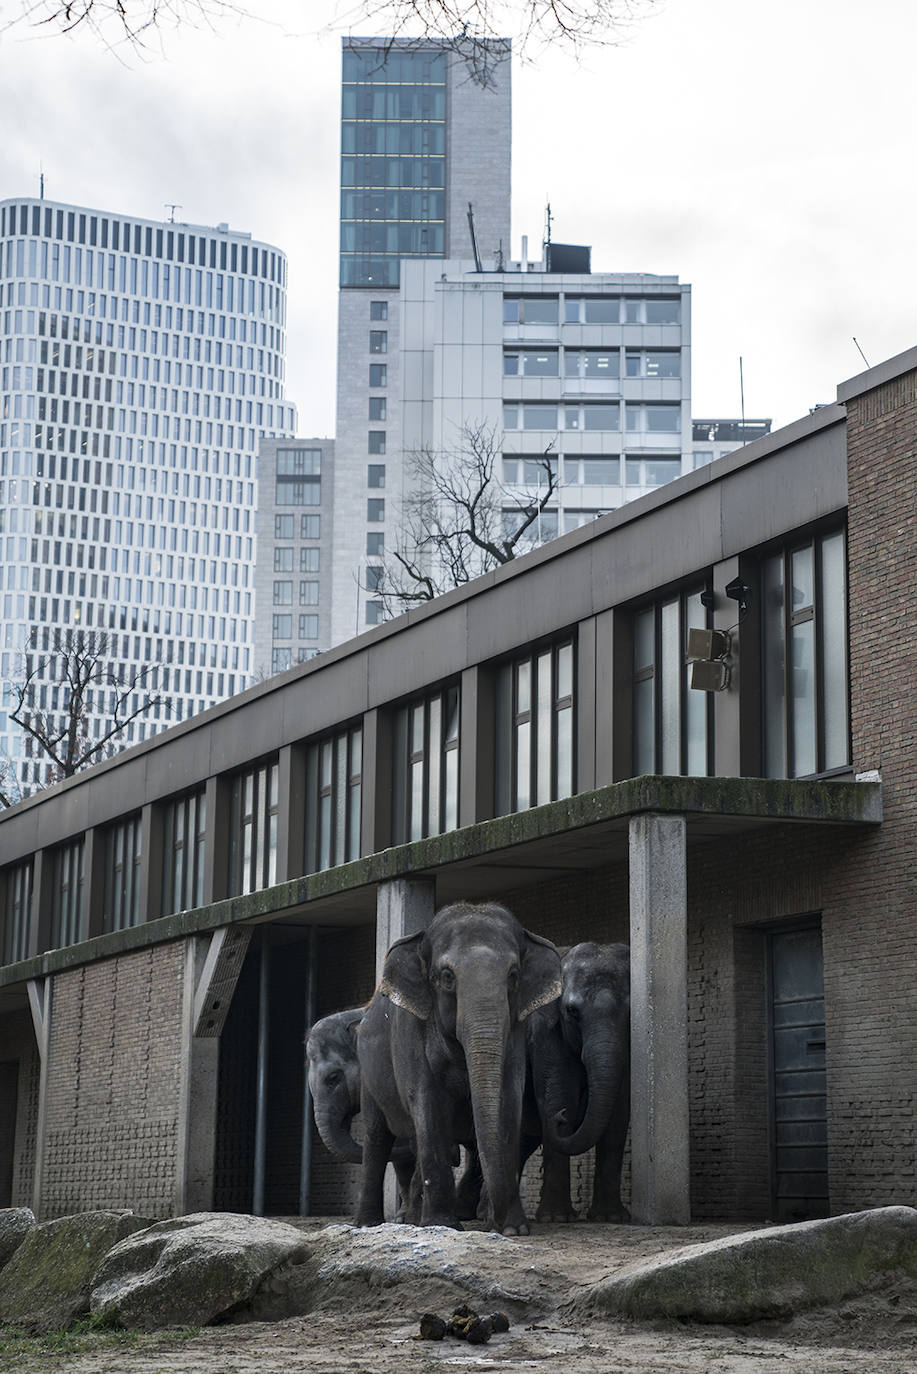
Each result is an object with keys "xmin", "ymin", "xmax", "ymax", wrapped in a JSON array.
[{"xmin": 1, "ymin": 0, "xmax": 913, "ymax": 435}]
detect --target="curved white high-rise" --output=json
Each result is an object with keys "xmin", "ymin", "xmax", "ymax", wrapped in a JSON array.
[{"xmin": 0, "ymin": 198, "xmax": 296, "ymax": 796}]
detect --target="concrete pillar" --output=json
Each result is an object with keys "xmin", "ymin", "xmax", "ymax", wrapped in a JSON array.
[
  {"xmin": 375, "ymin": 876, "xmax": 436, "ymax": 982},
  {"xmin": 628, "ymin": 812, "xmax": 690, "ymax": 1225}
]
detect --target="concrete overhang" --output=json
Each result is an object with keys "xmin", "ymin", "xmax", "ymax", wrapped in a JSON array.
[{"xmin": 0, "ymin": 774, "xmax": 882, "ymax": 1010}]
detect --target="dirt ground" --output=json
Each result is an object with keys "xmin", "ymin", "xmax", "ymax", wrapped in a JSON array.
[{"xmin": 6, "ymin": 1218, "xmax": 917, "ymax": 1374}]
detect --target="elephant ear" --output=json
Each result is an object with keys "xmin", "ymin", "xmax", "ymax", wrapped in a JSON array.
[
  {"xmin": 379, "ymin": 930, "xmax": 432, "ymax": 1020},
  {"xmin": 518, "ymin": 930, "xmax": 563, "ymax": 1022}
]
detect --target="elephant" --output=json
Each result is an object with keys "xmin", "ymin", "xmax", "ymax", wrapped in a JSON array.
[
  {"xmin": 527, "ymin": 940, "xmax": 631, "ymax": 1222},
  {"xmin": 354, "ymin": 899, "xmax": 562, "ymax": 1235},
  {"xmin": 305, "ymin": 1006, "xmax": 416, "ymax": 1212}
]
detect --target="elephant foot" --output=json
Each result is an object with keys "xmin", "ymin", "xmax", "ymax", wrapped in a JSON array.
[
  {"xmin": 353, "ymin": 1208, "xmax": 385, "ymax": 1228},
  {"xmin": 500, "ymin": 1199, "xmax": 531, "ymax": 1236},
  {"xmin": 536, "ymin": 1206, "xmax": 577, "ymax": 1223},
  {"xmin": 423, "ymin": 1211, "xmax": 464, "ymax": 1230},
  {"xmin": 587, "ymin": 1204, "xmax": 631, "ymax": 1224}
]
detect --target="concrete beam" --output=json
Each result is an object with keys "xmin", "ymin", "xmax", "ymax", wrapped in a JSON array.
[
  {"xmin": 629, "ymin": 812, "xmax": 690, "ymax": 1225},
  {"xmin": 375, "ymin": 876, "xmax": 436, "ymax": 981}
]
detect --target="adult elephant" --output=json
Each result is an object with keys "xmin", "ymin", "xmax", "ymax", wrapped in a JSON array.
[
  {"xmin": 355, "ymin": 900, "xmax": 562, "ymax": 1235},
  {"xmin": 528, "ymin": 941, "xmax": 631, "ymax": 1222},
  {"xmin": 305, "ymin": 1007, "xmax": 416, "ymax": 1212}
]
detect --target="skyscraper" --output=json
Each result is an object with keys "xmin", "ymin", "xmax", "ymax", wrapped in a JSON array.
[
  {"xmin": 331, "ymin": 37, "xmax": 512, "ymax": 642},
  {"xmin": 0, "ymin": 198, "xmax": 295, "ymax": 795}
]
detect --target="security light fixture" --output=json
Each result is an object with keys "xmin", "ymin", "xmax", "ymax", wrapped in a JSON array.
[
  {"xmin": 687, "ymin": 625, "xmax": 731, "ymax": 693},
  {"xmin": 725, "ymin": 576, "xmax": 750, "ymax": 621}
]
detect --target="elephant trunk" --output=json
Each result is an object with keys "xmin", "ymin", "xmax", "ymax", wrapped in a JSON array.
[
  {"xmin": 542, "ymin": 1035, "xmax": 621, "ymax": 1157},
  {"xmin": 312, "ymin": 1102, "xmax": 363, "ymax": 1164},
  {"xmin": 461, "ymin": 1016, "xmax": 519, "ymax": 1232}
]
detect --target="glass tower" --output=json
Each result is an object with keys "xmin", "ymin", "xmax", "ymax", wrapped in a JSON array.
[{"xmin": 340, "ymin": 45, "xmax": 448, "ymax": 288}]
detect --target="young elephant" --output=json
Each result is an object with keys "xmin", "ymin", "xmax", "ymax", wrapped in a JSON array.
[
  {"xmin": 305, "ymin": 1007, "xmax": 416, "ymax": 1211},
  {"xmin": 355, "ymin": 900, "xmax": 562, "ymax": 1235},
  {"xmin": 528, "ymin": 941, "xmax": 631, "ymax": 1222}
]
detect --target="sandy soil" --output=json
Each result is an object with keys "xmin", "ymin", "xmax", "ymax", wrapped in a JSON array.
[{"xmin": 5, "ymin": 1219, "xmax": 917, "ymax": 1374}]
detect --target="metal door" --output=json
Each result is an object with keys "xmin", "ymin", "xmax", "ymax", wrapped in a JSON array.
[{"xmin": 769, "ymin": 925, "xmax": 828, "ymax": 1220}]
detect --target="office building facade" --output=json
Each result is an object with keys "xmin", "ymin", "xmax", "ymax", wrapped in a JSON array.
[
  {"xmin": 0, "ymin": 198, "xmax": 296, "ymax": 795},
  {"xmin": 332, "ymin": 37, "xmax": 512, "ymax": 643}
]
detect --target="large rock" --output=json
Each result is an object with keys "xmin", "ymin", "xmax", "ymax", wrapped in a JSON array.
[
  {"xmin": 568, "ymin": 1206, "xmax": 917, "ymax": 1324},
  {"xmin": 0, "ymin": 1210, "xmax": 151, "ymax": 1332},
  {"xmin": 0, "ymin": 1207, "xmax": 35, "ymax": 1271},
  {"xmin": 90, "ymin": 1212, "xmax": 312, "ymax": 1330}
]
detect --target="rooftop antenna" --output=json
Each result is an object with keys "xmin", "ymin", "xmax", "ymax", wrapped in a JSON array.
[
  {"xmin": 544, "ymin": 199, "xmax": 552, "ymax": 246},
  {"xmin": 39, "ymin": 167, "xmax": 45, "ymax": 200},
  {"xmin": 165, "ymin": 203, "xmax": 182, "ymax": 224},
  {"xmin": 739, "ymin": 355, "xmax": 746, "ymax": 443},
  {"xmin": 853, "ymin": 337, "xmax": 870, "ymax": 368},
  {"xmin": 466, "ymin": 202, "xmax": 482, "ymax": 272}
]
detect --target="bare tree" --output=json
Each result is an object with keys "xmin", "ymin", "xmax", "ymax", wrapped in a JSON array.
[
  {"xmin": 371, "ymin": 420, "xmax": 558, "ymax": 615},
  {"xmin": 4, "ymin": 628, "xmax": 168, "ymax": 794},
  {"xmin": 2, "ymin": 0, "xmax": 247, "ymax": 48},
  {"xmin": 336, "ymin": 0, "xmax": 654, "ymax": 70}
]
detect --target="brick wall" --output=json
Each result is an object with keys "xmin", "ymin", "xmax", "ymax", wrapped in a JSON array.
[
  {"xmin": 41, "ymin": 943, "xmax": 185, "ymax": 1218},
  {"xmin": 825, "ymin": 368, "xmax": 917, "ymax": 1211}
]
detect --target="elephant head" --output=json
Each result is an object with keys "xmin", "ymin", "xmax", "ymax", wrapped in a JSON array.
[
  {"xmin": 536, "ymin": 941, "xmax": 630, "ymax": 1158},
  {"xmin": 306, "ymin": 1007, "xmax": 365, "ymax": 1164},
  {"xmin": 380, "ymin": 900, "xmax": 561, "ymax": 1233}
]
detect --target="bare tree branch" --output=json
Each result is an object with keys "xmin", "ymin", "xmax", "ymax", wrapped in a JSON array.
[
  {"xmin": 369, "ymin": 420, "xmax": 559, "ymax": 616},
  {"xmin": 5, "ymin": 629, "xmax": 168, "ymax": 795},
  {"xmin": 2, "ymin": 0, "xmax": 249, "ymax": 50}
]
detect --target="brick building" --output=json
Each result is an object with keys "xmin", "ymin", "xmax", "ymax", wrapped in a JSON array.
[{"xmin": 0, "ymin": 345, "xmax": 914, "ymax": 1225}]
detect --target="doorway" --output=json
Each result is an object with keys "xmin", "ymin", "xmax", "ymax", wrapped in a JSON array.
[{"xmin": 768, "ymin": 924, "xmax": 828, "ymax": 1220}]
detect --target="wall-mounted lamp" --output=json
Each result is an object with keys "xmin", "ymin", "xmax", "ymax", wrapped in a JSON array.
[
  {"xmin": 725, "ymin": 576, "xmax": 750, "ymax": 622},
  {"xmin": 687, "ymin": 626, "xmax": 731, "ymax": 693}
]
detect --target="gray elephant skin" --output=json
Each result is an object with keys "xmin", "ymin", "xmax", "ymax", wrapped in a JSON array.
[
  {"xmin": 305, "ymin": 1007, "xmax": 416, "ymax": 1210},
  {"xmin": 355, "ymin": 900, "xmax": 562, "ymax": 1235},
  {"xmin": 528, "ymin": 940, "xmax": 631, "ymax": 1221}
]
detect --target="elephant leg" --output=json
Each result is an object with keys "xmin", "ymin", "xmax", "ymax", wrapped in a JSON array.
[
  {"xmin": 393, "ymin": 1153, "xmax": 416, "ymax": 1223},
  {"xmin": 537, "ymin": 1145, "xmax": 576, "ymax": 1222},
  {"xmin": 354, "ymin": 1092, "xmax": 395, "ymax": 1228},
  {"xmin": 455, "ymin": 1146, "xmax": 484, "ymax": 1222},
  {"xmin": 588, "ymin": 1080, "xmax": 631, "ymax": 1222}
]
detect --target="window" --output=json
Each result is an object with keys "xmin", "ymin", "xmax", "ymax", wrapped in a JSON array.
[
  {"xmin": 369, "ymin": 364, "xmax": 387, "ymax": 386},
  {"xmin": 368, "ymin": 431, "xmax": 386, "ymax": 454},
  {"xmin": 367, "ymin": 531, "xmax": 384, "ymax": 555},
  {"xmin": 305, "ymin": 727, "xmax": 362, "ymax": 872},
  {"xmin": 273, "ymin": 580, "xmax": 293, "ymax": 605},
  {"xmin": 503, "ymin": 296, "xmax": 558, "ymax": 325},
  {"xmin": 161, "ymin": 789, "xmax": 206, "ymax": 917},
  {"xmin": 503, "ymin": 350, "xmax": 559, "ymax": 377},
  {"xmin": 502, "ymin": 506, "xmax": 558, "ymax": 543},
  {"xmin": 366, "ymin": 565, "xmax": 384, "ymax": 592},
  {"xmin": 565, "ymin": 350, "xmax": 620, "ymax": 380},
  {"xmin": 367, "ymin": 497, "xmax": 385, "ymax": 521},
  {"xmin": 273, "ymin": 613, "xmax": 293, "ymax": 637},
  {"xmin": 370, "ymin": 300, "xmax": 388, "ymax": 320},
  {"xmin": 300, "ymin": 547, "xmax": 320, "ymax": 571},
  {"xmin": 583, "ymin": 297, "xmax": 620, "ymax": 324},
  {"xmin": 563, "ymin": 509, "xmax": 605, "ymax": 532},
  {"xmin": 645, "ymin": 298, "xmax": 681, "ymax": 324},
  {"xmin": 693, "ymin": 450, "xmax": 714, "ymax": 468},
  {"xmin": 626, "ymin": 455, "xmax": 682, "ymax": 488},
  {"xmin": 495, "ymin": 640, "xmax": 575, "ymax": 814},
  {"xmin": 369, "ymin": 396, "xmax": 387, "ymax": 420},
  {"xmin": 272, "ymin": 648, "xmax": 292, "ymax": 673},
  {"xmin": 2, "ymin": 859, "xmax": 33, "ymax": 964},
  {"xmin": 301, "ymin": 514, "xmax": 320, "ymax": 539},
  {"xmin": 580, "ymin": 404, "xmax": 620, "ymax": 431},
  {"xmin": 103, "ymin": 814, "xmax": 142, "ymax": 934},
  {"xmin": 503, "ymin": 403, "xmax": 558, "ymax": 430},
  {"xmin": 275, "ymin": 514, "xmax": 294, "ymax": 539},
  {"xmin": 299, "ymin": 580, "xmax": 319, "ymax": 605},
  {"xmin": 564, "ymin": 456, "xmax": 620, "ymax": 485},
  {"xmin": 274, "ymin": 547, "xmax": 293, "ymax": 572},
  {"xmin": 633, "ymin": 588, "xmax": 710, "ymax": 777},
  {"xmin": 393, "ymin": 685, "xmax": 460, "ymax": 843},
  {"xmin": 299, "ymin": 613, "xmax": 319, "ymax": 638},
  {"xmin": 762, "ymin": 528, "xmax": 848, "ymax": 778},
  {"xmin": 276, "ymin": 447, "xmax": 321, "ymax": 506},
  {"xmin": 368, "ymin": 463, "xmax": 386, "ymax": 487},
  {"xmin": 369, "ymin": 330, "xmax": 387, "ymax": 353},
  {"xmin": 365, "ymin": 599, "xmax": 385, "ymax": 625},
  {"xmin": 229, "ymin": 759, "xmax": 279, "ymax": 896},
  {"xmin": 625, "ymin": 350, "xmax": 680, "ymax": 379},
  {"xmin": 502, "ymin": 455, "xmax": 558, "ymax": 486},
  {"xmin": 50, "ymin": 838, "xmax": 85, "ymax": 949}
]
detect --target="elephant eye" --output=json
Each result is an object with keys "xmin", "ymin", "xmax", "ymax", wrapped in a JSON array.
[
  {"xmin": 438, "ymin": 967, "xmax": 456, "ymax": 992},
  {"xmin": 324, "ymin": 1070, "xmax": 343, "ymax": 1088},
  {"xmin": 507, "ymin": 967, "xmax": 519, "ymax": 992}
]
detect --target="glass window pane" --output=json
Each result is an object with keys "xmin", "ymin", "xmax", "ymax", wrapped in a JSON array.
[
  {"xmin": 660, "ymin": 598, "xmax": 680, "ymax": 774},
  {"xmin": 515, "ymin": 720, "xmax": 531, "ymax": 810},
  {"xmin": 634, "ymin": 677, "xmax": 654, "ymax": 774},
  {"xmin": 536, "ymin": 650, "xmax": 552, "ymax": 805},
  {"xmin": 516, "ymin": 660, "xmax": 531, "ymax": 715},
  {"xmin": 427, "ymin": 694, "xmax": 442, "ymax": 836},
  {"xmin": 556, "ymin": 704, "xmax": 573, "ymax": 800},
  {"xmin": 557, "ymin": 642, "xmax": 573, "ymax": 700},
  {"xmin": 819, "ymin": 531, "xmax": 848, "ymax": 770},
  {"xmin": 791, "ymin": 617, "xmax": 817, "ymax": 776},
  {"xmin": 763, "ymin": 554, "xmax": 787, "ymax": 778},
  {"xmin": 634, "ymin": 609, "xmax": 654, "ymax": 673},
  {"xmin": 685, "ymin": 591, "xmax": 708, "ymax": 776}
]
